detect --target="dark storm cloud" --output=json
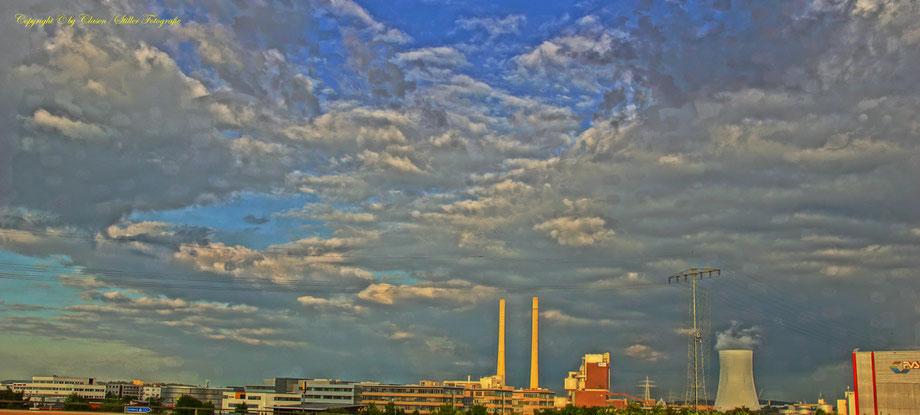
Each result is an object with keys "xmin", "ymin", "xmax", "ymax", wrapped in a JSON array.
[{"xmin": 0, "ymin": 0, "xmax": 918, "ymax": 403}]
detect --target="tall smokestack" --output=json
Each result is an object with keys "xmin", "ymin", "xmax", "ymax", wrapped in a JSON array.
[
  {"xmin": 714, "ymin": 350, "xmax": 761, "ymax": 411},
  {"xmin": 530, "ymin": 297, "xmax": 539, "ymax": 389},
  {"xmin": 497, "ymin": 299, "xmax": 506, "ymax": 382}
]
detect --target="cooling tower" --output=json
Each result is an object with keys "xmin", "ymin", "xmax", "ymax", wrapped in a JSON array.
[
  {"xmin": 530, "ymin": 297, "xmax": 539, "ymax": 389},
  {"xmin": 497, "ymin": 298, "xmax": 506, "ymax": 381},
  {"xmin": 714, "ymin": 349, "xmax": 761, "ymax": 411}
]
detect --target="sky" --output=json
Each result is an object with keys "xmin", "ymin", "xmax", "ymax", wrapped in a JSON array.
[{"xmin": 1, "ymin": 0, "xmax": 919, "ymax": 403}]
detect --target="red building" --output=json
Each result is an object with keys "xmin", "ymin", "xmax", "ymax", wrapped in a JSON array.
[{"xmin": 564, "ymin": 353, "xmax": 611, "ymax": 407}]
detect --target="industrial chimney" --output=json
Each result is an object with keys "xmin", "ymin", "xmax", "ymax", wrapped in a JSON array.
[
  {"xmin": 530, "ymin": 297, "xmax": 539, "ymax": 389},
  {"xmin": 714, "ymin": 349, "xmax": 761, "ymax": 411},
  {"xmin": 497, "ymin": 298, "xmax": 506, "ymax": 382}
]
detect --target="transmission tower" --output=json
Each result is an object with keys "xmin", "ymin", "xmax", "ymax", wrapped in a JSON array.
[
  {"xmin": 668, "ymin": 267, "xmax": 720, "ymax": 413},
  {"xmin": 637, "ymin": 376, "xmax": 656, "ymax": 404}
]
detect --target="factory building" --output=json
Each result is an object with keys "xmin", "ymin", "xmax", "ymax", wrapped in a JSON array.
[
  {"xmin": 564, "ymin": 353, "xmax": 611, "ymax": 407},
  {"xmin": 852, "ymin": 349, "xmax": 920, "ymax": 415},
  {"xmin": 361, "ymin": 298, "xmax": 555, "ymax": 415},
  {"xmin": 10, "ymin": 376, "xmax": 106, "ymax": 403}
]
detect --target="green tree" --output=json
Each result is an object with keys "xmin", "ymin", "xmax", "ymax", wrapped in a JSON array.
[
  {"xmin": 63, "ymin": 393, "xmax": 90, "ymax": 411},
  {"xmin": 435, "ymin": 404, "xmax": 457, "ymax": 415},
  {"xmin": 467, "ymin": 405, "xmax": 488, "ymax": 415},
  {"xmin": 174, "ymin": 395, "xmax": 213, "ymax": 415},
  {"xmin": 385, "ymin": 401, "xmax": 398, "ymax": 415},
  {"xmin": 148, "ymin": 396, "xmax": 164, "ymax": 415},
  {"xmin": 0, "ymin": 387, "xmax": 27, "ymax": 409},
  {"xmin": 234, "ymin": 402, "xmax": 249, "ymax": 414},
  {"xmin": 101, "ymin": 396, "xmax": 132, "ymax": 412},
  {"xmin": 202, "ymin": 401, "xmax": 215, "ymax": 415},
  {"xmin": 411, "ymin": 410, "xmax": 420, "ymax": 415},
  {"xmin": 367, "ymin": 403, "xmax": 384, "ymax": 415}
]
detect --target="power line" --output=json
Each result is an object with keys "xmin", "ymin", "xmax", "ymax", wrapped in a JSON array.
[
  {"xmin": 0, "ymin": 262, "xmax": 664, "ymax": 294},
  {"xmin": 0, "ymin": 228, "xmax": 638, "ymax": 264}
]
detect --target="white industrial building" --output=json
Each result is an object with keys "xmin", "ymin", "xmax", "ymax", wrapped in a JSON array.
[
  {"xmin": 10, "ymin": 376, "xmax": 106, "ymax": 404},
  {"xmin": 301, "ymin": 379, "xmax": 359, "ymax": 404},
  {"xmin": 220, "ymin": 379, "xmax": 360, "ymax": 414},
  {"xmin": 221, "ymin": 391, "xmax": 302, "ymax": 413},
  {"xmin": 160, "ymin": 385, "xmax": 236, "ymax": 407},
  {"xmin": 852, "ymin": 349, "xmax": 920, "ymax": 415}
]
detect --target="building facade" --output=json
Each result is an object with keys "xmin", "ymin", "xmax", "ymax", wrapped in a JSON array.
[
  {"xmin": 105, "ymin": 381, "xmax": 144, "ymax": 400},
  {"xmin": 359, "ymin": 381, "xmax": 467, "ymax": 414},
  {"xmin": 142, "ymin": 386, "xmax": 162, "ymax": 401},
  {"xmin": 444, "ymin": 376, "xmax": 513, "ymax": 414},
  {"xmin": 564, "ymin": 353, "xmax": 611, "ymax": 407},
  {"xmin": 852, "ymin": 349, "xmax": 920, "ymax": 415},
  {"xmin": 10, "ymin": 376, "xmax": 106, "ymax": 404},
  {"xmin": 512, "ymin": 389, "xmax": 554, "ymax": 415},
  {"xmin": 301, "ymin": 379, "xmax": 360, "ymax": 405},
  {"xmin": 221, "ymin": 391, "xmax": 301, "ymax": 414},
  {"xmin": 160, "ymin": 385, "xmax": 237, "ymax": 407}
]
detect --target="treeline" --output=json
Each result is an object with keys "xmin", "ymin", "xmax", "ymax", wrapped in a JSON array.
[
  {"xmin": 1, "ymin": 387, "xmax": 29, "ymax": 409},
  {"xmin": 367, "ymin": 402, "xmax": 773, "ymax": 415},
  {"xmin": 61, "ymin": 393, "xmax": 212, "ymax": 414},
  {"xmin": 62, "ymin": 393, "xmax": 153, "ymax": 412},
  {"xmin": 534, "ymin": 404, "xmax": 771, "ymax": 415}
]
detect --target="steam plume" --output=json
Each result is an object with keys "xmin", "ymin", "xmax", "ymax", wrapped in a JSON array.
[{"xmin": 715, "ymin": 320, "xmax": 762, "ymax": 350}]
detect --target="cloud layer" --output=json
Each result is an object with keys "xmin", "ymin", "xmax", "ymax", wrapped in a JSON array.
[{"xmin": 0, "ymin": 0, "xmax": 919, "ymax": 402}]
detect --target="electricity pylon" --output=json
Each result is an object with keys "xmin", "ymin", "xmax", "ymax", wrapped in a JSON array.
[
  {"xmin": 637, "ymin": 376, "xmax": 656, "ymax": 404},
  {"xmin": 668, "ymin": 267, "xmax": 720, "ymax": 413}
]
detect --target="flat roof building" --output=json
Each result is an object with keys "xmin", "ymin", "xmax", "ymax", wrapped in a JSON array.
[
  {"xmin": 359, "ymin": 381, "xmax": 466, "ymax": 414},
  {"xmin": 10, "ymin": 376, "xmax": 105, "ymax": 404},
  {"xmin": 444, "ymin": 376, "xmax": 513, "ymax": 414},
  {"xmin": 852, "ymin": 349, "xmax": 920, "ymax": 415},
  {"xmin": 221, "ymin": 391, "xmax": 302, "ymax": 414},
  {"xmin": 161, "ymin": 385, "xmax": 239, "ymax": 407}
]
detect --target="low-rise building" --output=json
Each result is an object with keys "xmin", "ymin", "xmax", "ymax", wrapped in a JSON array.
[
  {"xmin": 444, "ymin": 376, "xmax": 513, "ymax": 414},
  {"xmin": 359, "ymin": 381, "xmax": 467, "ymax": 414},
  {"xmin": 160, "ymin": 385, "xmax": 239, "ymax": 407},
  {"xmin": 301, "ymin": 379, "xmax": 360, "ymax": 405},
  {"xmin": 105, "ymin": 381, "xmax": 145, "ymax": 400},
  {"xmin": 512, "ymin": 388, "xmax": 554, "ymax": 415},
  {"xmin": 221, "ymin": 391, "xmax": 301, "ymax": 414},
  {"xmin": 221, "ymin": 379, "xmax": 361, "ymax": 415},
  {"xmin": 142, "ymin": 386, "xmax": 162, "ymax": 402},
  {"xmin": 11, "ymin": 376, "xmax": 106, "ymax": 404}
]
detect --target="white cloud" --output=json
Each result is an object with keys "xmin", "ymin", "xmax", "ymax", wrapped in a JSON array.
[
  {"xmin": 456, "ymin": 14, "xmax": 526, "ymax": 37},
  {"xmin": 357, "ymin": 280, "xmax": 496, "ymax": 306},
  {"xmin": 624, "ymin": 344, "xmax": 665, "ymax": 362},
  {"xmin": 533, "ymin": 216, "xmax": 612, "ymax": 246},
  {"xmin": 29, "ymin": 109, "xmax": 110, "ymax": 140}
]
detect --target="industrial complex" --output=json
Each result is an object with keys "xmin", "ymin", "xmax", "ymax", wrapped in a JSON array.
[{"xmin": 3, "ymin": 297, "xmax": 916, "ymax": 415}]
